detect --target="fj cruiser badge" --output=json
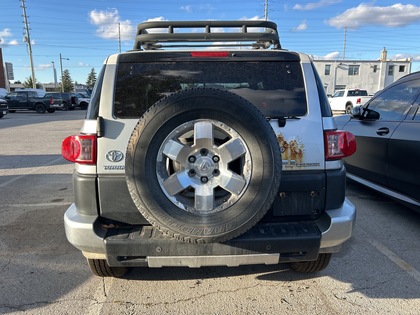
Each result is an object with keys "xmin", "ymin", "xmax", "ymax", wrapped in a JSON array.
[{"xmin": 106, "ymin": 150, "xmax": 124, "ymax": 162}]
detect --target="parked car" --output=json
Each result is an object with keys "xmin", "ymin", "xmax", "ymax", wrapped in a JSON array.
[
  {"xmin": 329, "ymin": 88, "xmax": 371, "ymax": 114},
  {"xmin": 62, "ymin": 20, "xmax": 357, "ymax": 278},
  {"xmin": 0, "ymin": 98, "xmax": 8, "ymax": 118},
  {"xmin": 335, "ymin": 71, "xmax": 420, "ymax": 212},
  {"xmin": 73, "ymin": 93, "xmax": 90, "ymax": 110},
  {"xmin": 4, "ymin": 90, "xmax": 62, "ymax": 113},
  {"xmin": 43, "ymin": 92, "xmax": 77, "ymax": 111}
]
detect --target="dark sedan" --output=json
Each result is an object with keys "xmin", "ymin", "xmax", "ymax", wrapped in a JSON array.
[{"xmin": 335, "ymin": 71, "xmax": 420, "ymax": 212}]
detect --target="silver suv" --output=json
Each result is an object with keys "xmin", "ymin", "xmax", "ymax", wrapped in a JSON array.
[{"xmin": 62, "ymin": 21, "xmax": 357, "ymax": 277}]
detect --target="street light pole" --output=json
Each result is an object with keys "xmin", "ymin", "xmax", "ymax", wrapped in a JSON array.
[
  {"xmin": 59, "ymin": 53, "xmax": 69, "ymax": 92},
  {"xmin": 52, "ymin": 61, "xmax": 57, "ymax": 91}
]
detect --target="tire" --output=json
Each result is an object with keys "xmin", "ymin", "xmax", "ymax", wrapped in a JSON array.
[
  {"xmin": 9, "ymin": 110, "xmax": 16, "ymax": 113},
  {"xmin": 62, "ymin": 103, "xmax": 69, "ymax": 111},
  {"xmin": 0, "ymin": 113, "xmax": 3, "ymax": 119},
  {"xmin": 47, "ymin": 109, "xmax": 56, "ymax": 113},
  {"xmin": 34, "ymin": 103, "xmax": 46, "ymax": 114},
  {"xmin": 345, "ymin": 103, "xmax": 353, "ymax": 114},
  {"xmin": 80, "ymin": 102, "xmax": 88, "ymax": 110},
  {"xmin": 126, "ymin": 88, "xmax": 282, "ymax": 243},
  {"xmin": 68, "ymin": 106, "xmax": 75, "ymax": 111},
  {"xmin": 290, "ymin": 253, "xmax": 332, "ymax": 273},
  {"xmin": 87, "ymin": 258, "xmax": 128, "ymax": 277}
]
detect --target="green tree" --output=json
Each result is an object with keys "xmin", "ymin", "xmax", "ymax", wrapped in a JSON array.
[
  {"xmin": 60, "ymin": 69, "xmax": 74, "ymax": 92},
  {"xmin": 23, "ymin": 76, "xmax": 42, "ymax": 89},
  {"xmin": 86, "ymin": 68, "xmax": 97, "ymax": 90}
]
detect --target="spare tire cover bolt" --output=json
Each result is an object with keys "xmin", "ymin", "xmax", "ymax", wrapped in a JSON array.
[
  {"xmin": 212, "ymin": 155, "xmax": 220, "ymax": 163},
  {"xmin": 213, "ymin": 169, "xmax": 220, "ymax": 176},
  {"xmin": 188, "ymin": 156, "xmax": 196, "ymax": 163},
  {"xmin": 201, "ymin": 176, "xmax": 208, "ymax": 183},
  {"xmin": 188, "ymin": 169, "xmax": 196, "ymax": 177}
]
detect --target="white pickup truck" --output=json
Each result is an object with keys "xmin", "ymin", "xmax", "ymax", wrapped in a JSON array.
[{"xmin": 329, "ymin": 89, "xmax": 371, "ymax": 114}]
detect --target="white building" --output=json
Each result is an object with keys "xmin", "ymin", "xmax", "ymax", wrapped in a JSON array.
[{"xmin": 313, "ymin": 48, "xmax": 412, "ymax": 96}]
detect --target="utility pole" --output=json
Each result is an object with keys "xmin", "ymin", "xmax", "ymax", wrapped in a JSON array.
[
  {"xmin": 59, "ymin": 53, "xmax": 69, "ymax": 92},
  {"xmin": 343, "ymin": 26, "xmax": 347, "ymax": 60},
  {"xmin": 118, "ymin": 23, "xmax": 121, "ymax": 53},
  {"xmin": 21, "ymin": 0, "xmax": 36, "ymax": 88},
  {"xmin": 264, "ymin": 0, "xmax": 269, "ymax": 21}
]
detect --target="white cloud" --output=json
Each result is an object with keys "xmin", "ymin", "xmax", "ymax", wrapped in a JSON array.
[
  {"xmin": 89, "ymin": 9, "xmax": 134, "ymax": 41},
  {"xmin": 292, "ymin": 20, "xmax": 308, "ymax": 32},
  {"xmin": 293, "ymin": 0, "xmax": 342, "ymax": 11},
  {"xmin": 328, "ymin": 4, "xmax": 420, "ymax": 29},
  {"xmin": 312, "ymin": 51, "xmax": 340, "ymax": 60},
  {"xmin": 0, "ymin": 28, "xmax": 19, "ymax": 47},
  {"xmin": 36, "ymin": 64, "xmax": 52, "ymax": 71},
  {"xmin": 180, "ymin": 5, "xmax": 193, "ymax": 13},
  {"xmin": 392, "ymin": 53, "xmax": 420, "ymax": 62},
  {"xmin": 0, "ymin": 28, "xmax": 12, "ymax": 37}
]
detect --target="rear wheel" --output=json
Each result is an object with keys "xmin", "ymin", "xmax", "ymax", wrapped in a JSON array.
[
  {"xmin": 87, "ymin": 258, "xmax": 128, "ymax": 277},
  {"xmin": 34, "ymin": 103, "xmax": 46, "ymax": 114},
  {"xmin": 345, "ymin": 103, "xmax": 353, "ymax": 114},
  {"xmin": 47, "ymin": 109, "xmax": 56, "ymax": 113},
  {"xmin": 290, "ymin": 253, "xmax": 332, "ymax": 273}
]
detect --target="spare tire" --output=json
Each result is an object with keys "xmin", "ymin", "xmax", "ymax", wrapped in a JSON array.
[{"xmin": 126, "ymin": 88, "xmax": 281, "ymax": 243}]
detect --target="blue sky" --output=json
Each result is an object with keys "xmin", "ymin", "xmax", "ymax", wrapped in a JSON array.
[{"xmin": 1, "ymin": 0, "xmax": 420, "ymax": 84}]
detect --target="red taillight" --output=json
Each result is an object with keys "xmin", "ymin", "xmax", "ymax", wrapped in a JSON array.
[
  {"xmin": 356, "ymin": 98, "xmax": 362, "ymax": 104},
  {"xmin": 62, "ymin": 135, "xmax": 97, "ymax": 164},
  {"xmin": 324, "ymin": 130, "xmax": 356, "ymax": 160},
  {"xmin": 190, "ymin": 51, "xmax": 229, "ymax": 57},
  {"xmin": 50, "ymin": 98, "xmax": 54, "ymax": 105}
]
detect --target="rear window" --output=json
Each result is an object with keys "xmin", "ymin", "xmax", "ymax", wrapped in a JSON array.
[{"xmin": 114, "ymin": 61, "xmax": 307, "ymax": 118}]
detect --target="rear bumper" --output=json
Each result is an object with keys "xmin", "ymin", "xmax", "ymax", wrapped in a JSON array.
[{"xmin": 64, "ymin": 198, "xmax": 356, "ymax": 267}]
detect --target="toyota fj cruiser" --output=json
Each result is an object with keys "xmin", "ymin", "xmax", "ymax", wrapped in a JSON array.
[{"xmin": 62, "ymin": 21, "xmax": 357, "ymax": 277}]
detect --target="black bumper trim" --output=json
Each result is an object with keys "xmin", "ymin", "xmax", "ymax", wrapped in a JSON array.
[{"xmin": 104, "ymin": 222, "xmax": 321, "ymax": 267}]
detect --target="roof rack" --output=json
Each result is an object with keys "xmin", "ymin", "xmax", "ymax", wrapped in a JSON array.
[{"xmin": 133, "ymin": 20, "xmax": 281, "ymax": 51}]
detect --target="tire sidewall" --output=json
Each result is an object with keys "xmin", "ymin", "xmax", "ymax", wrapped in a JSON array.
[{"xmin": 126, "ymin": 88, "xmax": 281, "ymax": 242}]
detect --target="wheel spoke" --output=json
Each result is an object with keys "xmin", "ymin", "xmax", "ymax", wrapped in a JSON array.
[
  {"xmin": 218, "ymin": 138, "xmax": 247, "ymax": 162},
  {"xmin": 219, "ymin": 171, "xmax": 247, "ymax": 195},
  {"xmin": 195, "ymin": 185, "xmax": 214, "ymax": 211},
  {"xmin": 194, "ymin": 121, "xmax": 213, "ymax": 147},
  {"xmin": 162, "ymin": 139, "xmax": 191, "ymax": 163},
  {"xmin": 162, "ymin": 171, "xmax": 191, "ymax": 196}
]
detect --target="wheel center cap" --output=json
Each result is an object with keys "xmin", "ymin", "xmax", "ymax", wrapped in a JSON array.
[{"xmin": 195, "ymin": 156, "xmax": 215, "ymax": 176}]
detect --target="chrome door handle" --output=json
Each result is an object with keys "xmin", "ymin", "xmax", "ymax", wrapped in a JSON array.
[{"xmin": 376, "ymin": 127, "xmax": 389, "ymax": 136}]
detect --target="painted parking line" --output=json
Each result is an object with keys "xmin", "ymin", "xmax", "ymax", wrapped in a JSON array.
[
  {"xmin": 367, "ymin": 238, "xmax": 420, "ymax": 283},
  {"xmin": 0, "ymin": 156, "xmax": 64, "ymax": 189}
]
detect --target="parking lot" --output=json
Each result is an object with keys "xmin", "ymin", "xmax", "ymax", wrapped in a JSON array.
[{"xmin": 0, "ymin": 110, "xmax": 419, "ymax": 314}]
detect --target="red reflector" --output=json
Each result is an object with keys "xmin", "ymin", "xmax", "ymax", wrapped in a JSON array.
[
  {"xmin": 324, "ymin": 130, "xmax": 356, "ymax": 160},
  {"xmin": 62, "ymin": 135, "xmax": 97, "ymax": 164},
  {"xmin": 191, "ymin": 51, "xmax": 229, "ymax": 57}
]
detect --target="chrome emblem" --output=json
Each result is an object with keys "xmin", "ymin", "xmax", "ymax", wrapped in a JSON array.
[{"xmin": 106, "ymin": 150, "xmax": 124, "ymax": 162}]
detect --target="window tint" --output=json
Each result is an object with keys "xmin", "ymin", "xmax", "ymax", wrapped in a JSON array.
[
  {"xmin": 86, "ymin": 66, "xmax": 105, "ymax": 119},
  {"xmin": 367, "ymin": 79, "xmax": 420, "ymax": 121},
  {"xmin": 414, "ymin": 106, "xmax": 420, "ymax": 121},
  {"xmin": 114, "ymin": 61, "xmax": 307, "ymax": 118}
]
